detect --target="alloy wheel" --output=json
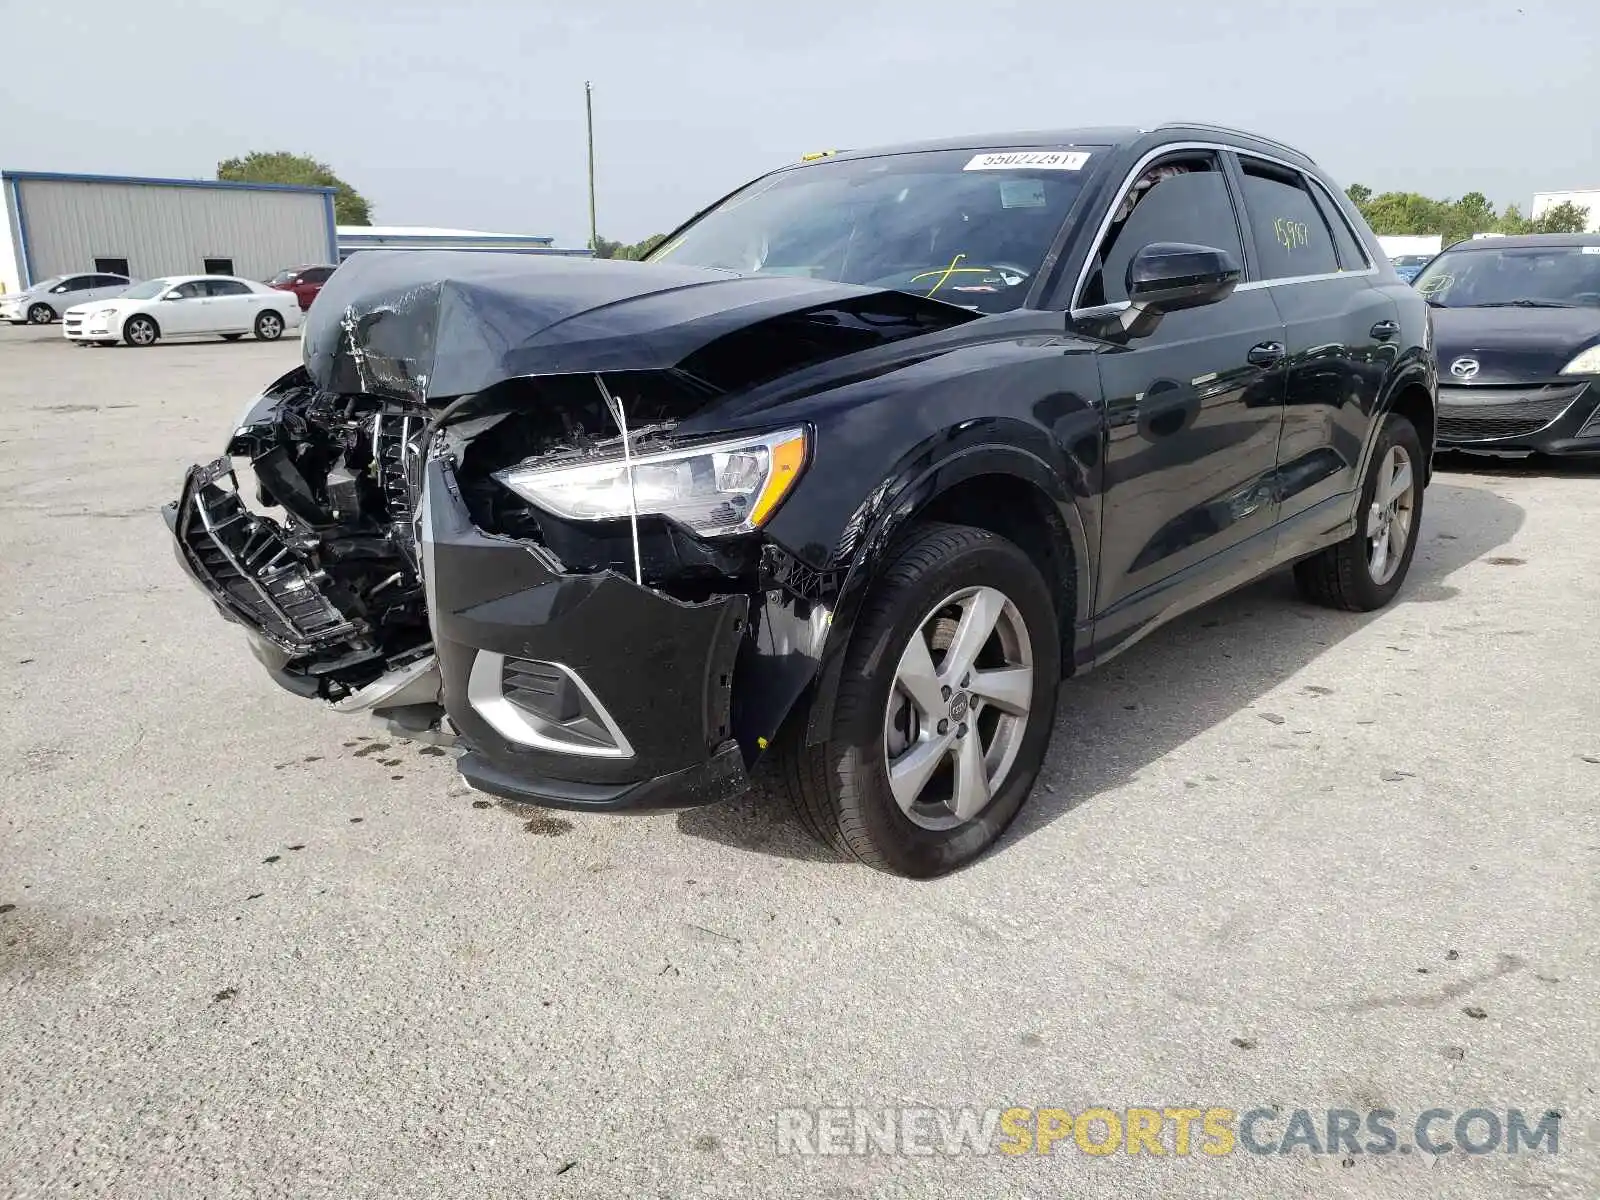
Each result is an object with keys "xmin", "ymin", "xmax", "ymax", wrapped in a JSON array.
[
  {"xmin": 127, "ymin": 319, "xmax": 156, "ymax": 346},
  {"xmin": 1366, "ymin": 443, "xmax": 1416, "ymax": 586},
  {"xmin": 882, "ymin": 585, "xmax": 1034, "ymax": 831},
  {"xmin": 258, "ymin": 313, "xmax": 282, "ymax": 339}
]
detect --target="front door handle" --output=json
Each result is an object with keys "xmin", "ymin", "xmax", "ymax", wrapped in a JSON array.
[
  {"xmin": 1370, "ymin": 319, "xmax": 1400, "ymax": 340},
  {"xmin": 1247, "ymin": 341, "xmax": 1285, "ymax": 368}
]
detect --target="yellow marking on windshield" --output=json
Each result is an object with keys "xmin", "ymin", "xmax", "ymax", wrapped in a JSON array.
[{"xmin": 910, "ymin": 254, "xmax": 979, "ymax": 297}]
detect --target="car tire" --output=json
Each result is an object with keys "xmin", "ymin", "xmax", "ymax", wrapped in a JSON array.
[
  {"xmin": 254, "ymin": 310, "xmax": 284, "ymax": 341},
  {"xmin": 27, "ymin": 303, "xmax": 55, "ymax": 325},
  {"xmin": 777, "ymin": 522, "xmax": 1060, "ymax": 878},
  {"xmin": 221, "ymin": 333, "xmax": 244, "ymax": 342},
  {"xmin": 123, "ymin": 315, "xmax": 160, "ymax": 347},
  {"xmin": 1294, "ymin": 412, "xmax": 1424, "ymax": 612}
]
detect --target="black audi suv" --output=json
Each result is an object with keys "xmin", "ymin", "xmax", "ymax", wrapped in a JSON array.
[
  {"xmin": 1415, "ymin": 234, "xmax": 1600, "ymax": 456},
  {"xmin": 165, "ymin": 123, "xmax": 1436, "ymax": 877}
]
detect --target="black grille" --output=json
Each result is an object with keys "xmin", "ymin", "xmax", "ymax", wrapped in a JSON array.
[
  {"xmin": 1437, "ymin": 383, "xmax": 1587, "ymax": 442},
  {"xmin": 179, "ymin": 464, "xmax": 360, "ymax": 653}
]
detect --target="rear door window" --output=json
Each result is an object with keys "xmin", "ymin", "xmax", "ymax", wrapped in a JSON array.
[
  {"xmin": 1080, "ymin": 153, "xmax": 1246, "ymax": 307},
  {"xmin": 1237, "ymin": 159, "xmax": 1342, "ymax": 280}
]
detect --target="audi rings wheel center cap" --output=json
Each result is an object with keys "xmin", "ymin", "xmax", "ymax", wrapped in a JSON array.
[{"xmin": 948, "ymin": 693, "xmax": 971, "ymax": 722}]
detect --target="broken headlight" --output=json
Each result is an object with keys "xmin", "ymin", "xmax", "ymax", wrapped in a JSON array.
[{"xmin": 493, "ymin": 427, "xmax": 807, "ymax": 537}]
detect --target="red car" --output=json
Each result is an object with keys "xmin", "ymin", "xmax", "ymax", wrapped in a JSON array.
[{"xmin": 267, "ymin": 264, "xmax": 337, "ymax": 311}]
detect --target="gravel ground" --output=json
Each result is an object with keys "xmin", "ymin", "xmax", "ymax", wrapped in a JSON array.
[{"xmin": 1, "ymin": 322, "xmax": 1596, "ymax": 1199}]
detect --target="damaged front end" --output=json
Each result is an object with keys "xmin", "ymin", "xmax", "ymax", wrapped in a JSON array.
[
  {"xmin": 166, "ymin": 251, "xmax": 980, "ymax": 809},
  {"xmin": 164, "ymin": 369, "xmax": 437, "ymax": 718}
]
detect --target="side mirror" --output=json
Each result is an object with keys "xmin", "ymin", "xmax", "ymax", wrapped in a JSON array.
[{"xmin": 1127, "ymin": 242, "xmax": 1241, "ymax": 314}]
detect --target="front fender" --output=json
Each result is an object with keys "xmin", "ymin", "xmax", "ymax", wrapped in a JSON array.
[{"xmin": 799, "ymin": 430, "xmax": 1092, "ymax": 747}]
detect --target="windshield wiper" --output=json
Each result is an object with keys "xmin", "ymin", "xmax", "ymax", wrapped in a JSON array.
[{"xmin": 1475, "ymin": 299, "xmax": 1577, "ymax": 308}]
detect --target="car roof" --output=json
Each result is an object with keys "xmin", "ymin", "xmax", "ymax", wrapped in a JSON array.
[
  {"xmin": 1441, "ymin": 233, "xmax": 1600, "ymax": 251},
  {"xmin": 804, "ymin": 122, "xmax": 1316, "ymax": 168}
]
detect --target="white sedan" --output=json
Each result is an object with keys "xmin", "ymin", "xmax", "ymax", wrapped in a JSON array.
[{"xmin": 62, "ymin": 275, "xmax": 303, "ymax": 347}]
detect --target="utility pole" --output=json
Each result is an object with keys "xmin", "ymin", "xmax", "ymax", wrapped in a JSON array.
[{"xmin": 585, "ymin": 81, "xmax": 598, "ymax": 253}]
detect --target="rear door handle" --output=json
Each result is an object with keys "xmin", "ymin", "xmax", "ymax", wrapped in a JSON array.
[
  {"xmin": 1370, "ymin": 320, "xmax": 1400, "ymax": 340},
  {"xmin": 1247, "ymin": 341, "xmax": 1285, "ymax": 368}
]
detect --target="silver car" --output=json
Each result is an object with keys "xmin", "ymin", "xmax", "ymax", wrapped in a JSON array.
[{"xmin": 1, "ymin": 272, "xmax": 132, "ymax": 325}]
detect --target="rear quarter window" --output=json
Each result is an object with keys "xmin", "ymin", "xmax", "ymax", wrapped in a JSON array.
[
  {"xmin": 1308, "ymin": 184, "xmax": 1371, "ymax": 270},
  {"xmin": 1238, "ymin": 159, "xmax": 1342, "ymax": 280}
]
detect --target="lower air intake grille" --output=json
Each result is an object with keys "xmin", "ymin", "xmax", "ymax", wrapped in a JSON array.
[
  {"xmin": 467, "ymin": 652, "xmax": 634, "ymax": 758},
  {"xmin": 1437, "ymin": 383, "xmax": 1586, "ymax": 442}
]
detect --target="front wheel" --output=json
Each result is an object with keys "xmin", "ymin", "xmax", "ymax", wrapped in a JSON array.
[
  {"xmin": 27, "ymin": 303, "xmax": 55, "ymax": 325},
  {"xmin": 254, "ymin": 310, "xmax": 284, "ymax": 341},
  {"xmin": 779, "ymin": 522, "xmax": 1061, "ymax": 877},
  {"xmin": 123, "ymin": 315, "xmax": 159, "ymax": 347},
  {"xmin": 1294, "ymin": 413, "xmax": 1424, "ymax": 611}
]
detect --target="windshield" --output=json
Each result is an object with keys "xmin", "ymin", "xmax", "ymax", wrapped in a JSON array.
[
  {"xmin": 30, "ymin": 275, "xmax": 66, "ymax": 291},
  {"xmin": 121, "ymin": 278, "xmax": 173, "ymax": 300},
  {"xmin": 1414, "ymin": 244, "xmax": 1600, "ymax": 308},
  {"xmin": 269, "ymin": 268, "xmax": 299, "ymax": 285},
  {"xmin": 648, "ymin": 148, "xmax": 1101, "ymax": 312}
]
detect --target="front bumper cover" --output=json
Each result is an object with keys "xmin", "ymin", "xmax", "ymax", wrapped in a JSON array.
[
  {"xmin": 1436, "ymin": 380, "xmax": 1600, "ymax": 456},
  {"xmin": 419, "ymin": 457, "xmax": 752, "ymax": 810},
  {"xmin": 166, "ymin": 454, "xmax": 765, "ymax": 812}
]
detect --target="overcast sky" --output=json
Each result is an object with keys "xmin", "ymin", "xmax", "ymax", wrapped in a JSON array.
[{"xmin": 4, "ymin": 0, "xmax": 1596, "ymax": 245}]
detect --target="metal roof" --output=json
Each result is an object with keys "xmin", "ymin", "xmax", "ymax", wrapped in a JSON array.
[{"xmin": 1, "ymin": 169, "xmax": 336, "ymax": 195}]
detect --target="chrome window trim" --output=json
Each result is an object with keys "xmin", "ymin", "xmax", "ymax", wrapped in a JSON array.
[
  {"xmin": 1068, "ymin": 139, "xmax": 1377, "ymax": 319},
  {"xmin": 1235, "ymin": 268, "xmax": 1377, "ymax": 291}
]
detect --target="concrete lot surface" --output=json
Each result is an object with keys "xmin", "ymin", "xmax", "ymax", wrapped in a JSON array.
[{"xmin": 1, "ymin": 321, "xmax": 1597, "ymax": 1199}]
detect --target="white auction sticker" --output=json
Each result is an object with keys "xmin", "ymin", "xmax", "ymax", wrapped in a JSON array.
[{"xmin": 963, "ymin": 150, "xmax": 1091, "ymax": 172}]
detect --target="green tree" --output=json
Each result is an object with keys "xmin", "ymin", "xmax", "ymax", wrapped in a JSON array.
[
  {"xmin": 1496, "ymin": 204, "xmax": 1529, "ymax": 235},
  {"xmin": 1528, "ymin": 200, "xmax": 1593, "ymax": 234},
  {"xmin": 591, "ymin": 234, "xmax": 669, "ymax": 261},
  {"xmin": 217, "ymin": 152, "xmax": 372, "ymax": 225},
  {"xmin": 1346, "ymin": 183, "xmax": 1372, "ymax": 208}
]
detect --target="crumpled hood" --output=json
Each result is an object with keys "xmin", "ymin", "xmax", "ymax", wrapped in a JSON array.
[
  {"xmin": 301, "ymin": 250, "xmax": 940, "ymax": 402},
  {"xmin": 1432, "ymin": 305, "xmax": 1600, "ymax": 382}
]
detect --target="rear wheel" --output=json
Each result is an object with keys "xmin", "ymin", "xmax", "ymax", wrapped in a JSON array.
[
  {"xmin": 254, "ymin": 310, "xmax": 284, "ymax": 341},
  {"xmin": 27, "ymin": 303, "xmax": 55, "ymax": 324},
  {"xmin": 778, "ymin": 522, "xmax": 1060, "ymax": 877},
  {"xmin": 123, "ymin": 315, "xmax": 159, "ymax": 347},
  {"xmin": 1294, "ymin": 413, "xmax": 1424, "ymax": 611}
]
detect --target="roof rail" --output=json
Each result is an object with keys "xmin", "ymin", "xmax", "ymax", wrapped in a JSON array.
[{"xmin": 1154, "ymin": 123, "xmax": 1315, "ymax": 165}]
